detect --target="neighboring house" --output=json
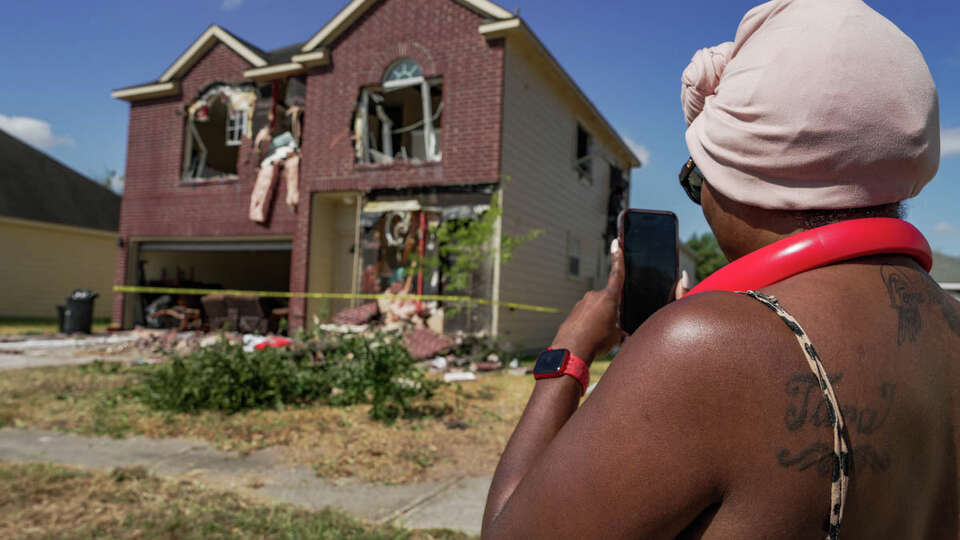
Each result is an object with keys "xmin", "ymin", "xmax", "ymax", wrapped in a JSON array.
[
  {"xmin": 110, "ymin": 0, "xmax": 641, "ymax": 349},
  {"xmin": 932, "ymin": 252, "xmax": 960, "ymax": 300},
  {"xmin": 0, "ymin": 129, "xmax": 120, "ymax": 319}
]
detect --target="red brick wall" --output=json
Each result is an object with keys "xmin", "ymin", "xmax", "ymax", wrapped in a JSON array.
[
  {"xmin": 288, "ymin": 0, "xmax": 506, "ymax": 328},
  {"xmin": 114, "ymin": 43, "xmax": 300, "ymax": 324},
  {"xmin": 114, "ymin": 0, "xmax": 506, "ymax": 327},
  {"xmin": 299, "ymin": 0, "xmax": 504, "ymax": 193},
  {"xmin": 120, "ymin": 43, "xmax": 298, "ymax": 240}
]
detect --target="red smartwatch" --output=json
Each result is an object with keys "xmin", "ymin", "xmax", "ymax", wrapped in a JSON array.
[{"xmin": 533, "ymin": 348, "xmax": 590, "ymax": 396}]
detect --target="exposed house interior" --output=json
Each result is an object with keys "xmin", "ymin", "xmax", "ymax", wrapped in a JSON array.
[
  {"xmin": 182, "ymin": 83, "xmax": 256, "ymax": 179},
  {"xmin": 306, "ymin": 190, "xmax": 494, "ymax": 334},
  {"xmin": 131, "ymin": 241, "xmax": 291, "ymax": 329},
  {"xmin": 354, "ymin": 59, "xmax": 443, "ymax": 165}
]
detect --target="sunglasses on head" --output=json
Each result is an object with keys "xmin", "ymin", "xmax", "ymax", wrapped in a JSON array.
[{"xmin": 678, "ymin": 157, "xmax": 705, "ymax": 205}]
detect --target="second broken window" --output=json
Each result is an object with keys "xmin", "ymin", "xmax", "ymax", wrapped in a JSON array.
[{"xmin": 354, "ymin": 59, "xmax": 443, "ymax": 165}]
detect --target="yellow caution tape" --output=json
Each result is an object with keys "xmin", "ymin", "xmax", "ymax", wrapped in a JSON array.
[{"xmin": 113, "ymin": 285, "xmax": 563, "ymax": 314}]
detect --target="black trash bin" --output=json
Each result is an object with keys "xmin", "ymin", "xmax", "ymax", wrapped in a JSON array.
[{"xmin": 61, "ymin": 290, "xmax": 99, "ymax": 334}]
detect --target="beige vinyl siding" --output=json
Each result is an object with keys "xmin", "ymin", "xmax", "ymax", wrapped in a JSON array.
[
  {"xmin": 306, "ymin": 194, "xmax": 358, "ymax": 325},
  {"xmin": 0, "ymin": 217, "xmax": 117, "ymax": 319},
  {"xmin": 497, "ymin": 43, "xmax": 623, "ymax": 351}
]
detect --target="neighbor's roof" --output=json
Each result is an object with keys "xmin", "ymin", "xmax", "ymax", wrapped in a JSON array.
[
  {"xmin": 932, "ymin": 252, "xmax": 960, "ymax": 284},
  {"xmin": 0, "ymin": 129, "xmax": 120, "ymax": 232}
]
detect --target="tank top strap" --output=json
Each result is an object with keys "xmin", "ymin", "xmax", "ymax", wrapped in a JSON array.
[{"xmin": 739, "ymin": 290, "xmax": 852, "ymax": 540}]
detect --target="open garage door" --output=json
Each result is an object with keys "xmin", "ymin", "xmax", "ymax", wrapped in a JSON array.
[{"xmin": 126, "ymin": 239, "xmax": 292, "ymax": 329}]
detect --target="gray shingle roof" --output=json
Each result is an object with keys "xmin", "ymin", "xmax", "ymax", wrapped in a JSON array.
[{"xmin": 0, "ymin": 129, "xmax": 120, "ymax": 232}]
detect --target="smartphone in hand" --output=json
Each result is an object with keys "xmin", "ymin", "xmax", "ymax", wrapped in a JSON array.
[{"xmin": 618, "ymin": 210, "xmax": 679, "ymax": 334}]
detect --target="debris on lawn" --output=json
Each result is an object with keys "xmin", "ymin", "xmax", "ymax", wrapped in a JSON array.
[
  {"xmin": 404, "ymin": 328, "xmax": 454, "ymax": 360},
  {"xmin": 443, "ymin": 372, "xmax": 477, "ymax": 383}
]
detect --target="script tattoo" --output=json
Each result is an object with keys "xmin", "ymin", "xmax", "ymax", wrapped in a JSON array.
[
  {"xmin": 784, "ymin": 373, "xmax": 894, "ymax": 434},
  {"xmin": 779, "ymin": 373, "xmax": 895, "ymax": 475},
  {"xmin": 881, "ymin": 265, "xmax": 925, "ymax": 345},
  {"xmin": 778, "ymin": 443, "xmax": 890, "ymax": 476}
]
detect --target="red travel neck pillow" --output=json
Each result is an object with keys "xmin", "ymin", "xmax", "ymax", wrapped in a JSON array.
[{"xmin": 685, "ymin": 218, "xmax": 932, "ymax": 296}]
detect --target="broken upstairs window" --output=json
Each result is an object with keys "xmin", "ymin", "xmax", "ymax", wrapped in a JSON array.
[
  {"xmin": 575, "ymin": 123, "xmax": 593, "ymax": 184},
  {"xmin": 183, "ymin": 83, "xmax": 256, "ymax": 180},
  {"xmin": 354, "ymin": 59, "xmax": 443, "ymax": 165}
]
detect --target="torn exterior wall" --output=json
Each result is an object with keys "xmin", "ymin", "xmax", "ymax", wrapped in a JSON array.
[
  {"xmin": 354, "ymin": 60, "xmax": 443, "ymax": 166},
  {"xmin": 249, "ymin": 76, "xmax": 307, "ymax": 223},
  {"xmin": 183, "ymin": 83, "xmax": 256, "ymax": 179},
  {"xmin": 357, "ymin": 190, "xmax": 494, "ymax": 335}
]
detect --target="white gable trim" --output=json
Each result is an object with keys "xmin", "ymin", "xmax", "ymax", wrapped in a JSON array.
[
  {"xmin": 110, "ymin": 81, "xmax": 180, "ymax": 101},
  {"xmin": 160, "ymin": 25, "xmax": 267, "ymax": 83},
  {"xmin": 290, "ymin": 50, "xmax": 330, "ymax": 66},
  {"xmin": 301, "ymin": 0, "xmax": 512, "ymax": 52},
  {"xmin": 244, "ymin": 63, "xmax": 307, "ymax": 81}
]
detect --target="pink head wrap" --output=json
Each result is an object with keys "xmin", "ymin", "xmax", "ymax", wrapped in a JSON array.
[{"xmin": 682, "ymin": 0, "xmax": 940, "ymax": 210}]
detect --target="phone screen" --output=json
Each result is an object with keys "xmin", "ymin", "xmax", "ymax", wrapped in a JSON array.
[{"xmin": 620, "ymin": 210, "xmax": 678, "ymax": 334}]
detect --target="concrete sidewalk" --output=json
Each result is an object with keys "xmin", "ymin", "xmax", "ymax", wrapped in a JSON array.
[
  {"xmin": 0, "ymin": 428, "xmax": 490, "ymax": 535},
  {"xmin": 0, "ymin": 334, "xmax": 138, "ymax": 371}
]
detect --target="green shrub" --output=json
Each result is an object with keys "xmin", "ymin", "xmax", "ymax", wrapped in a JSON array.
[
  {"xmin": 322, "ymin": 332, "xmax": 441, "ymax": 422},
  {"xmin": 133, "ymin": 331, "xmax": 441, "ymax": 423}
]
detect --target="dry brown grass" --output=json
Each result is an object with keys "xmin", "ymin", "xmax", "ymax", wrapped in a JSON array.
[
  {"xmin": 0, "ymin": 361, "xmax": 611, "ymax": 484},
  {"xmin": 0, "ymin": 461, "xmax": 472, "ymax": 539}
]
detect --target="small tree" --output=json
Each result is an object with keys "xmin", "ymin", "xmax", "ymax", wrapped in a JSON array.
[
  {"xmin": 685, "ymin": 232, "xmax": 727, "ymax": 281},
  {"xmin": 413, "ymin": 193, "xmax": 541, "ymax": 294}
]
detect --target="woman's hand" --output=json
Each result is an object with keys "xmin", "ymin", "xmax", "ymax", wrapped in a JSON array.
[{"xmin": 550, "ymin": 240, "xmax": 626, "ymax": 364}]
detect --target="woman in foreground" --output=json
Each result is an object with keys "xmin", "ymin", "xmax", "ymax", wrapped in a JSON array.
[{"xmin": 482, "ymin": 0, "xmax": 957, "ymax": 538}]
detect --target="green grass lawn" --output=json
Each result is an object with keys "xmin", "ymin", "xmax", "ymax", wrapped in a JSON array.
[
  {"xmin": 0, "ymin": 462, "xmax": 473, "ymax": 539},
  {"xmin": 0, "ymin": 360, "xmax": 613, "ymax": 484},
  {"xmin": 0, "ymin": 317, "xmax": 112, "ymax": 337}
]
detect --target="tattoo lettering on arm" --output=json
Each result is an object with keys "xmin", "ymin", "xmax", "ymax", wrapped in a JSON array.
[
  {"xmin": 881, "ymin": 265, "xmax": 925, "ymax": 345},
  {"xmin": 779, "ymin": 375, "xmax": 895, "ymax": 475}
]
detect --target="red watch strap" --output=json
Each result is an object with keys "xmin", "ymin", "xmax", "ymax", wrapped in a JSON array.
[
  {"xmin": 564, "ymin": 352, "xmax": 590, "ymax": 396},
  {"xmin": 536, "ymin": 348, "xmax": 590, "ymax": 396}
]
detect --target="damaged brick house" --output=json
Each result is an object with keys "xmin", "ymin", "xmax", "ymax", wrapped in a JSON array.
[{"xmin": 110, "ymin": 0, "xmax": 640, "ymax": 349}]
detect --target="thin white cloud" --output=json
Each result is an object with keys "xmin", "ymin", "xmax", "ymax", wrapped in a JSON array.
[
  {"xmin": 943, "ymin": 127, "xmax": 960, "ymax": 157},
  {"xmin": 0, "ymin": 114, "xmax": 74, "ymax": 149},
  {"xmin": 934, "ymin": 221, "xmax": 960, "ymax": 234},
  {"xmin": 106, "ymin": 172, "xmax": 125, "ymax": 194},
  {"xmin": 624, "ymin": 136, "xmax": 651, "ymax": 167},
  {"xmin": 221, "ymin": 0, "xmax": 244, "ymax": 10}
]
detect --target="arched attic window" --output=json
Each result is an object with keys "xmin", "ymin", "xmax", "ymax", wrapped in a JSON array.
[
  {"xmin": 383, "ymin": 58, "xmax": 423, "ymax": 85},
  {"xmin": 354, "ymin": 58, "xmax": 442, "ymax": 164}
]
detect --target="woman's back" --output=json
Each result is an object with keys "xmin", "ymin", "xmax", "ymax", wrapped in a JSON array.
[{"xmin": 689, "ymin": 256, "xmax": 960, "ymax": 538}]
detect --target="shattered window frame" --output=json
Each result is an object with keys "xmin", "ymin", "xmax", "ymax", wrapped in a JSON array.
[
  {"xmin": 575, "ymin": 123, "xmax": 593, "ymax": 185},
  {"xmin": 353, "ymin": 58, "xmax": 443, "ymax": 166},
  {"xmin": 181, "ymin": 83, "xmax": 255, "ymax": 182}
]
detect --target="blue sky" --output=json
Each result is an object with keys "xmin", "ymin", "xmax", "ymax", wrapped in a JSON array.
[{"xmin": 1, "ymin": 0, "xmax": 958, "ymax": 253}]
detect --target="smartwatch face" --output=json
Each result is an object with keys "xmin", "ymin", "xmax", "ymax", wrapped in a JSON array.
[{"xmin": 533, "ymin": 349, "xmax": 568, "ymax": 375}]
